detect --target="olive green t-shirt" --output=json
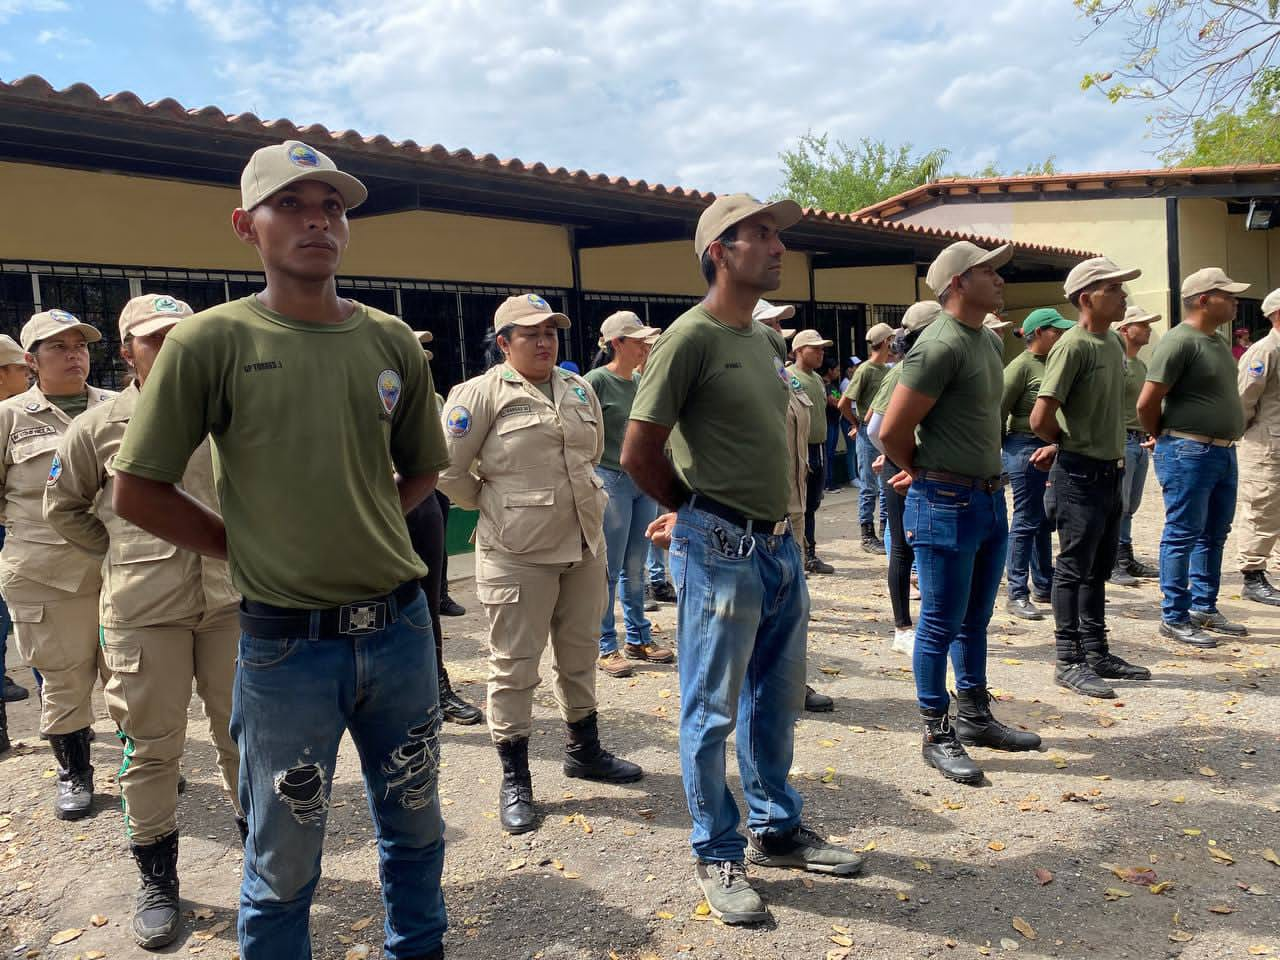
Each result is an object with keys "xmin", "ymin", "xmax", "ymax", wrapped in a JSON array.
[
  {"xmin": 786, "ymin": 364, "xmax": 827, "ymax": 444},
  {"xmin": 1145, "ymin": 322, "xmax": 1245, "ymax": 440},
  {"xmin": 47, "ymin": 393, "xmax": 89, "ymax": 418},
  {"xmin": 898, "ymin": 313, "xmax": 1003, "ymax": 478},
  {"xmin": 582, "ymin": 366, "xmax": 637, "ymax": 472},
  {"xmin": 869, "ymin": 364, "xmax": 902, "ymax": 416},
  {"xmin": 1001, "ymin": 350, "xmax": 1045, "ymax": 435},
  {"xmin": 1122, "ymin": 354, "xmax": 1146, "ymax": 433},
  {"xmin": 114, "ymin": 296, "xmax": 448, "ymax": 608},
  {"xmin": 1037, "ymin": 324, "xmax": 1126, "ymax": 461},
  {"xmin": 843, "ymin": 361, "xmax": 888, "ymax": 425},
  {"xmin": 630, "ymin": 308, "xmax": 789, "ymax": 521}
]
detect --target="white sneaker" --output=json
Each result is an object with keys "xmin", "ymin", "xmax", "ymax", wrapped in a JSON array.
[{"xmin": 891, "ymin": 627, "xmax": 915, "ymax": 656}]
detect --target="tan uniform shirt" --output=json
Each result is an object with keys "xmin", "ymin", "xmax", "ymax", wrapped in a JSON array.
[
  {"xmin": 0, "ymin": 384, "xmax": 115, "ymax": 595},
  {"xmin": 786, "ymin": 378, "xmax": 812, "ymax": 517},
  {"xmin": 1239, "ymin": 327, "xmax": 1280, "ymax": 465},
  {"xmin": 44, "ymin": 384, "xmax": 238, "ymax": 628},
  {"xmin": 438, "ymin": 362, "xmax": 607, "ymax": 564}
]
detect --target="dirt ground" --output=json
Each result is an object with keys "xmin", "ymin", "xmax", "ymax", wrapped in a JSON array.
[{"xmin": 1, "ymin": 478, "xmax": 1278, "ymax": 960}]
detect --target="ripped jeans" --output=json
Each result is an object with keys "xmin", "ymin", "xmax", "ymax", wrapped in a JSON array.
[{"xmin": 231, "ymin": 588, "xmax": 446, "ymax": 960}]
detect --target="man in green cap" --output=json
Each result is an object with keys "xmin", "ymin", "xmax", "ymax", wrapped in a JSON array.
[
  {"xmin": 1031, "ymin": 257, "xmax": 1152, "ymax": 699},
  {"xmin": 1001, "ymin": 308, "xmax": 1073, "ymax": 622}
]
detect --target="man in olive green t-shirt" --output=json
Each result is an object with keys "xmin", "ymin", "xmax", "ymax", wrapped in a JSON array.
[
  {"xmin": 623, "ymin": 194, "xmax": 860, "ymax": 924},
  {"xmin": 1114, "ymin": 306, "xmax": 1161, "ymax": 583},
  {"xmin": 880, "ymin": 241, "xmax": 1040, "ymax": 788},
  {"xmin": 1031, "ymin": 257, "xmax": 1151, "ymax": 699},
  {"xmin": 839, "ymin": 322, "xmax": 893, "ymax": 552},
  {"xmin": 1138, "ymin": 267, "xmax": 1251, "ymax": 646},
  {"xmin": 788, "ymin": 329, "xmax": 836, "ymax": 573},
  {"xmin": 111, "ymin": 142, "xmax": 450, "ymax": 960}
]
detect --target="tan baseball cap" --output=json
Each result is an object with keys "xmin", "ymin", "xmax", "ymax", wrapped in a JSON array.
[
  {"xmin": 752, "ymin": 299, "xmax": 796, "ymax": 322},
  {"xmin": 1117, "ymin": 305, "xmax": 1160, "ymax": 329},
  {"xmin": 493, "ymin": 293, "xmax": 570, "ymax": 333},
  {"xmin": 1181, "ymin": 266, "xmax": 1250, "ymax": 299},
  {"xmin": 1064, "ymin": 256, "xmax": 1141, "ymax": 298},
  {"xmin": 793, "ymin": 329, "xmax": 833, "ymax": 350},
  {"xmin": 983, "ymin": 314, "xmax": 1012, "ymax": 333},
  {"xmin": 0, "ymin": 335, "xmax": 25, "ymax": 367},
  {"xmin": 599, "ymin": 310, "xmax": 660, "ymax": 347},
  {"xmin": 694, "ymin": 194, "xmax": 803, "ymax": 259},
  {"xmin": 240, "ymin": 140, "xmax": 368, "ymax": 211},
  {"xmin": 119, "ymin": 294, "xmax": 193, "ymax": 341},
  {"xmin": 20, "ymin": 309, "xmax": 102, "ymax": 352},
  {"xmin": 1262, "ymin": 288, "xmax": 1280, "ymax": 317},
  {"xmin": 925, "ymin": 241, "xmax": 1013, "ymax": 296},
  {"xmin": 902, "ymin": 301, "xmax": 944, "ymax": 333},
  {"xmin": 866, "ymin": 322, "xmax": 895, "ymax": 346}
]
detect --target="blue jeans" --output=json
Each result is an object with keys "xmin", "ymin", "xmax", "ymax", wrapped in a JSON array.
[
  {"xmin": 904, "ymin": 478, "xmax": 1008, "ymax": 713},
  {"xmin": 598, "ymin": 467, "xmax": 657, "ymax": 653},
  {"xmin": 1119, "ymin": 432, "xmax": 1150, "ymax": 546},
  {"xmin": 232, "ymin": 589, "xmax": 446, "ymax": 960},
  {"xmin": 1002, "ymin": 433, "xmax": 1053, "ymax": 600},
  {"xmin": 1152, "ymin": 436, "xmax": 1238, "ymax": 623},
  {"xmin": 856, "ymin": 425, "xmax": 885, "ymax": 528},
  {"xmin": 646, "ymin": 542, "xmax": 666, "ymax": 586},
  {"xmin": 669, "ymin": 505, "xmax": 807, "ymax": 862}
]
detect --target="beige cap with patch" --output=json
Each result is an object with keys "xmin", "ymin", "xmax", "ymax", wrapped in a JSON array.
[
  {"xmin": 926, "ymin": 241, "xmax": 1013, "ymax": 296},
  {"xmin": 902, "ymin": 301, "xmax": 944, "ymax": 333},
  {"xmin": 494, "ymin": 293, "xmax": 571, "ymax": 333},
  {"xmin": 866, "ymin": 322, "xmax": 895, "ymax": 346},
  {"xmin": 1262, "ymin": 288, "xmax": 1280, "ymax": 318},
  {"xmin": 0, "ymin": 335, "xmax": 24, "ymax": 366},
  {"xmin": 241, "ymin": 140, "xmax": 368, "ymax": 211},
  {"xmin": 694, "ymin": 194, "xmax": 803, "ymax": 259},
  {"xmin": 792, "ymin": 329, "xmax": 833, "ymax": 350},
  {"xmin": 1116, "ymin": 305, "xmax": 1160, "ymax": 329},
  {"xmin": 599, "ymin": 310, "xmax": 661, "ymax": 347},
  {"xmin": 1181, "ymin": 266, "xmax": 1250, "ymax": 299},
  {"xmin": 20, "ymin": 310, "xmax": 102, "ymax": 352},
  {"xmin": 119, "ymin": 294, "xmax": 193, "ymax": 341},
  {"xmin": 1064, "ymin": 256, "xmax": 1141, "ymax": 298}
]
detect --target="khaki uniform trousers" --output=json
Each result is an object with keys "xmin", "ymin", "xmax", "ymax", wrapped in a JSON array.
[
  {"xmin": 102, "ymin": 603, "xmax": 242, "ymax": 843},
  {"xmin": 1238, "ymin": 463, "xmax": 1280, "ymax": 572},
  {"xmin": 477, "ymin": 547, "xmax": 606, "ymax": 743},
  {"xmin": 7, "ymin": 579, "xmax": 106, "ymax": 735}
]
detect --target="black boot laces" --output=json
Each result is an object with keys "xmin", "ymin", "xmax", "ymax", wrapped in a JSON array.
[
  {"xmin": 717, "ymin": 860, "xmax": 749, "ymax": 889},
  {"xmin": 928, "ymin": 716, "xmax": 968, "ymax": 757}
]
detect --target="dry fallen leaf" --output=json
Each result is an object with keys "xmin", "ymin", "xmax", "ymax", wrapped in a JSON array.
[
  {"xmin": 1149, "ymin": 882, "xmax": 1174, "ymax": 895},
  {"xmin": 999, "ymin": 937, "xmax": 1020, "ymax": 951},
  {"xmin": 1247, "ymin": 946, "xmax": 1273, "ymax": 956},
  {"xmin": 913, "ymin": 860, "xmax": 932, "ymax": 873},
  {"xmin": 88, "ymin": 914, "xmax": 108, "ymax": 927},
  {"xmin": 829, "ymin": 934, "xmax": 854, "ymax": 947},
  {"xmin": 832, "ymin": 924, "xmax": 852, "ymax": 935},
  {"xmin": 1034, "ymin": 868, "xmax": 1054, "ymax": 885},
  {"xmin": 49, "ymin": 929, "xmax": 83, "ymax": 945},
  {"xmin": 693, "ymin": 902, "xmax": 711, "ymax": 917},
  {"xmin": 1263, "ymin": 848, "xmax": 1280, "ymax": 867},
  {"xmin": 345, "ymin": 947, "xmax": 370, "ymax": 960},
  {"xmin": 85, "ymin": 952, "xmax": 106, "ymax": 960},
  {"xmin": 826, "ymin": 949, "xmax": 851, "ymax": 960},
  {"xmin": 1208, "ymin": 904, "xmax": 1235, "ymax": 915},
  {"xmin": 1011, "ymin": 917, "xmax": 1036, "ymax": 940},
  {"xmin": 1103, "ymin": 887, "xmax": 1132, "ymax": 900},
  {"xmin": 350, "ymin": 916, "xmax": 375, "ymax": 932},
  {"xmin": 193, "ymin": 920, "xmax": 230, "ymax": 941},
  {"xmin": 988, "ymin": 841, "xmax": 1007, "ymax": 852},
  {"xmin": 1108, "ymin": 865, "xmax": 1157, "ymax": 886},
  {"xmin": 1169, "ymin": 931, "xmax": 1195, "ymax": 943},
  {"xmin": 1199, "ymin": 766, "xmax": 1217, "ymax": 777},
  {"xmin": 895, "ymin": 892, "xmax": 909, "ymax": 901},
  {"xmin": 858, "ymin": 840, "xmax": 877, "ymax": 852},
  {"xmin": 1209, "ymin": 848, "xmax": 1235, "ymax": 865},
  {"xmin": 819, "ymin": 666, "xmax": 841, "ymax": 675},
  {"xmin": 505, "ymin": 857, "xmax": 526, "ymax": 872},
  {"xmin": 655, "ymin": 911, "xmax": 674, "ymax": 920},
  {"xmin": 1183, "ymin": 828, "xmax": 1202, "ymax": 836}
]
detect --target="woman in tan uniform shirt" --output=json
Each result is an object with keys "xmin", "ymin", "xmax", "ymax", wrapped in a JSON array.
[{"xmin": 438, "ymin": 293, "xmax": 642, "ymax": 835}]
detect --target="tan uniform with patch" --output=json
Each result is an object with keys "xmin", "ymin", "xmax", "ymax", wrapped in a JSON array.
[
  {"xmin": 785, "ymin": 379, "xmax": 812, "ymax": 544},
  {"xmin": 44, "ymin": 384, "xmax": 242, "ymax": 842},
  {"xmin": 438, "ymin": 362, "xmax": 608, "ymax": 742},
  {"xmin": 0, "ymin": 384, "xmax": 114, "ymax": 734},
  {"xmin": 1237, "ymin": 328, "xmax": 1280, "ymax": 572}
]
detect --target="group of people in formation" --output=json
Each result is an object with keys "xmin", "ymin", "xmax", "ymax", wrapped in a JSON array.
[{"xmin": 1, "ymin": 138, "xmax": 1279, "ymax": 960}]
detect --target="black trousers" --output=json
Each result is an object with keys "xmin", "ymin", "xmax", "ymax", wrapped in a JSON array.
[
  {"xmin": 1045, "ymin": 451, "xmax": 1123, "ymax": 664},
  {"xmin": 405, "ymin": 492, "xmax": 448, "ymax": 683},
  {"xmin": 882, "ymin": 458, "xmax": 914, "ymax": 629},
  {"xmin": 804, "ymin": 442, "xmax": 826, "ymax": 554}
]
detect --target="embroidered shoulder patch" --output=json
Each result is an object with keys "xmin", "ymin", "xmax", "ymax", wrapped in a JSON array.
[
  {"xmin": 377, "ymin": 369, "xmax": 402, "ymax": 414},
  {"xmin": 573, "ymin": 385, "xmax": 588, "ymax": 404},
  {"xmin": 47, "ymin": 453, "xmax": 62, "ymax": 486},
  {"xmin": 446, "ymin": 405, "xmax": 472, "ymax": 437},
  {"xmin": 1249, "ymin": 359, "xmax": 1266, "ymax": 379}
]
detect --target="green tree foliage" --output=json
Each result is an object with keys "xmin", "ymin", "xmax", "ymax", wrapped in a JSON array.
[{"xmin": 1161, "ymin": 69, "xmax": 1280, "ymax": 165}]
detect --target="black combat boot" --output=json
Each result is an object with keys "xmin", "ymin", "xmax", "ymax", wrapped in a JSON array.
[
  {"xmin": 131, "ymin": 830, "xmax": 181, "ymax": 949},
  {"xmin": 1119, "ymin": 543, "xmax": 1158, "ymax": 578},
  {"xmin": 920, "ymin": 709, "xmax": 982, "ymax": 784},
  {"xmin": 954, "ymin": 686, "xmax": 1042, "ymax": 752},
  {"xmin": 495, "ymin": 738, "xmax": 536, "ymax": 834},
  {"xmin": 1108, "ymin": 561, "xmax": 1139, "ymax": 587},
  {"xmin": 860, "ymin": 522, "xmax": 883, "ymax": 554},
  {"xmin": 0, "ymin": 697, "xmax": 9, "ymax": 755},
  {"xmin": 438, "ymin": 671, "xmax": 483, "ymax": 725},
  {"xmin": 563, "ymin": 711, "xmax": 643, "ymax": 783},
  {"xmin": 1242, "ymin": 569, "xmax": 1280, "ymax": 607},
  {"xmin": 49, "ymin": 727, "xmax": 94, "ymax": 820}
]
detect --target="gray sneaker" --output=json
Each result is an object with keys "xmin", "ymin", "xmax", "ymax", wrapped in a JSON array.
[
  {"xmin": 746, "ymin": 825, "xmax": 865, "ymax": 876},
  {"xmin": 693, "ymin": 860, "xmax": 770, "ymax": 925},
  {"xmin": 1189, "ymin": 609, "xmax": 1249, "ymax": 637}
]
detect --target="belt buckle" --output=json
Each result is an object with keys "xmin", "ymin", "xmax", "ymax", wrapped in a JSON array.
[
  {"xmin": 340, "ymin": 600, "xmax": 387, "ymax": 636},
  {"xmin": 771, "ymin": 519, "xmax": 788, "ymax": 536}
]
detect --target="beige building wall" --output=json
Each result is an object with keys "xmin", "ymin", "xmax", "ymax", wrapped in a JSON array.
[
  {"xmin": 814, "ymin": 264, "xmax": 916, "ymax": 305},
  {"xmin": 579, "ymin": 241, "xmax": 811, "ymax": 300}
]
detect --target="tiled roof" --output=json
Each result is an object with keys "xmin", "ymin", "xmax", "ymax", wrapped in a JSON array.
[
  {"xmin": 0, "ymin": 74, "xmax": 1094, "ymax": 260},
  {"xmin": 856, "ymin": 164, "xmax": 1280, "ymax": 218}
]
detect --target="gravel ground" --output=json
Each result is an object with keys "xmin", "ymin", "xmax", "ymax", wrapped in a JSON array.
[{"xmin": 0, "ymin": 477, "xmax": 1277, "ymax": 960}]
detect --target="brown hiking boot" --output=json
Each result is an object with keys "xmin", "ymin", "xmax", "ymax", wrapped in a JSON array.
[
  {"xmin": 623, "ymin": 642, "xmax": 675, "ymax": 663},
  {"xmin": 597, "ymin": 651, "xmax": 635, "ymax": 678}
]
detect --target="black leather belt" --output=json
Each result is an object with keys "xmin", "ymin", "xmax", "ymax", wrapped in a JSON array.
[
  {"xmin": 239, "ymin": 580, "xmax": 421, "ymax": 639},
  {"xmin": 1057, "ymin": 449, "xmax": 1124, "ymax": 473},
  {"xmin": 917, "ymin": 470, "xmax": 1008, "ymax": 493},
  {"xmin": 688, "ymin": 494, "xmax": 788, "ymax": 536}
]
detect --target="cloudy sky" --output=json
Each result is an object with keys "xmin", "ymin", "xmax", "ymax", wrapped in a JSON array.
[{"xmin": 0, "ymin": 0, "xmax": 1159, "ymax": 200}]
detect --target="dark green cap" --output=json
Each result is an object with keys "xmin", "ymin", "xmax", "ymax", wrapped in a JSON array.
[{"xmin": 1022, "ymin": 308, "xmax": 1075, "ymax": 337}]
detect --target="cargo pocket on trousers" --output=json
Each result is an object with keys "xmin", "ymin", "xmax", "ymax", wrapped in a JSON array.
[
  {"xmin": 7, "ymin": 602, "xmax": 44, "ymax": 666},
  {"xmin": 476, "ymin": 582, "xmax": 521, "ymax": 607},
  {"xmin": 102, "ymin": 634, "xmax": 141, "ymax": 675}
]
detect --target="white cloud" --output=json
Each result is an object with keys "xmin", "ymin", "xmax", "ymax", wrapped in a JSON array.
[
  {"xmin": 0, "ymin": 0, "xmax": 68, "ymax": 23},
  {"xmin": 189, "ymin": 0, "xmax": 1158, "ymax": 199}
]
